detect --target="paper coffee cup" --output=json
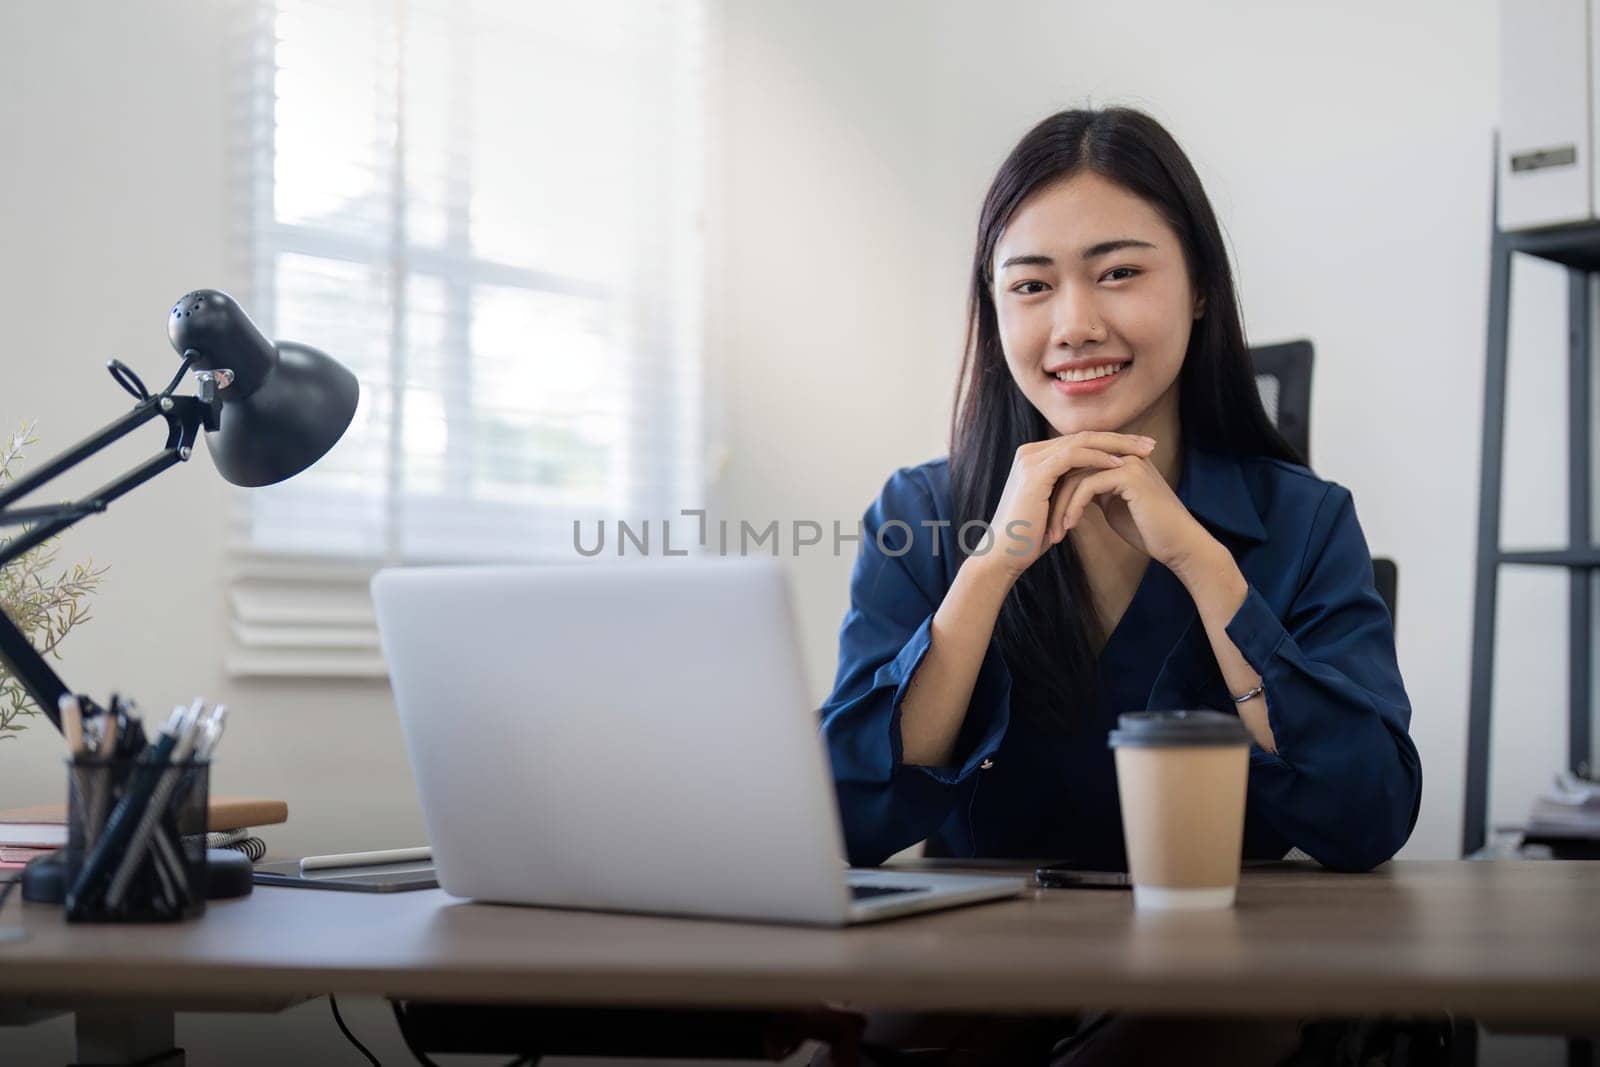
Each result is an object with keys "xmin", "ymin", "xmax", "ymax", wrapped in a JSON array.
[{"xmin": 1108, "ymin": 710, "xmax": 1251, "ymax": 911}]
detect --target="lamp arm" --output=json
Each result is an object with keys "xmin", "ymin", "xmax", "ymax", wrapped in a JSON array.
[
  {"xmin": 0, "ymin": 392, "xmax": 216, "ymax": 732},
  {"xmin": 0, "ymin": 399, "xmax": 164, "ymax": 513},
  {"xmin": 0, "ymin": 601, "xmax": 72, "ymax": 733},
  {"xmin": 0, "ymin": 500, "xmax": 110, "ymax": 528}
]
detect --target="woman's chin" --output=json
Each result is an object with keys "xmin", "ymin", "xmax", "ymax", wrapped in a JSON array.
[
  {"xmin": 1045, "ymin": 414, "xmax": 1125, "ymax": 438},
  {"xmin": 1037, "ymin": 390, "xmax": 1167, "ymax": 440}
]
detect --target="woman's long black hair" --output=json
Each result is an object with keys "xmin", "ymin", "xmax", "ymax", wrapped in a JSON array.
[{"xmin": 949, "ymin": 107, "xmax": 1302, "ymax": 734}]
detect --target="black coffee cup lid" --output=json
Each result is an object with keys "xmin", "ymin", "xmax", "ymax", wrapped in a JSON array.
[{"xmin": 1107, "ymin": 710, "xmax": 1251, "ymax": 748}]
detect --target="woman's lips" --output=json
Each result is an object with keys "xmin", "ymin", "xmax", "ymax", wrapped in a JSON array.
[{"xmin": 1049, "ymin": 361, "xmax": 1128, "ymax": 397}]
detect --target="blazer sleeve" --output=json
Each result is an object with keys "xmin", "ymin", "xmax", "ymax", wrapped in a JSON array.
[
  {"xmin": 1227, "ymin": 484, "xmax": 1423, "ymax": 872},
  {"xmin": 818, "ymin": 467, "xmax": 1012, "ymax": 867}
]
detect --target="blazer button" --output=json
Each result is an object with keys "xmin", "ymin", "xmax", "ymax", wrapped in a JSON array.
[{"xmin": 980, "ymin": 757, "xmax": 995, "ymax": 770}]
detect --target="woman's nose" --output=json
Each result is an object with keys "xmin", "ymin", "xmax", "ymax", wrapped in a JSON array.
[{"xmin": 1049, "ymin": 287, "xmax": 1103, "ymax": 348}]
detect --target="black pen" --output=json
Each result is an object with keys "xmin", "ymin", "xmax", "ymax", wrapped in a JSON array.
[
  {"xmin": 105, "ymin": 703, "xmax": 206, "ymax": 910},
  {"xmin": 117, "ymin": 700, "xmax": 147, "ymax": 759}
]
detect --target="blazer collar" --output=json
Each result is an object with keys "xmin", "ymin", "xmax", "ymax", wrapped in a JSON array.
[{"xmin": 1177, "ymin": 446, "xmax": 1268, "ymax": 545}]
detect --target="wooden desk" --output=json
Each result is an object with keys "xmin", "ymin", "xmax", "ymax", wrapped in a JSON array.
[{"xmin": 2, "ymin": 861, "xmax": 1598, "ymax": 1062}]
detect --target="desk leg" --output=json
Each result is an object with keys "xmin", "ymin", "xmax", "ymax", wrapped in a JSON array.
[{"xmin": 72, "ymin": 1004, "xmax": 182, "ymax": 1067}]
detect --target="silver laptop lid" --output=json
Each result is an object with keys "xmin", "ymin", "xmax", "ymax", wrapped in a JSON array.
[{"xmin": 372, "ymin": 557, "xmax": 856, "ymax": 924}]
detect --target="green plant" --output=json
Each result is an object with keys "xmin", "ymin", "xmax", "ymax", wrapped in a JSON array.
[{"xmin": 0, "ymin": 423, "xmax": 106, "ymax": 740}]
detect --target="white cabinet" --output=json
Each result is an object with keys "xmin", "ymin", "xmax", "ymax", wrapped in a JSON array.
[{"xmin": 1498, "ymin": 0, "xmax": 1599, "ymax": 231}]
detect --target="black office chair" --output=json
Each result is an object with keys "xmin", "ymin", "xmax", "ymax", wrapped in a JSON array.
[
  {"xmin": 1248, "ymin": 340, "xmax": 1314, "ymax": 464},
  {"xmin": 1249, "ymin": 340, "xmax": 1398, "ymax": 628}
]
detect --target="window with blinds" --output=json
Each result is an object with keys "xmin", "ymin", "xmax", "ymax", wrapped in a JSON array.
[{"xmin": 227, "ymin": 0, "xmax": 711, "ymax": 677}]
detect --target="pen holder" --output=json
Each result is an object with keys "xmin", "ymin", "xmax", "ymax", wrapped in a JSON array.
[{"xmin": 63, "ymin": 756, "xmax": 210, "ymax": 922}]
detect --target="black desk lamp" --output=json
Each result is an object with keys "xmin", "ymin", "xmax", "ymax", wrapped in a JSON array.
[{"xmin": 0, "ymin": 289, "xmax": 358, "ymax": 731}]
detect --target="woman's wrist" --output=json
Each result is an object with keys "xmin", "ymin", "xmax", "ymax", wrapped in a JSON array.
[
  {"xmin": 960, "ymin": 549, "xmax": 1021, "ymax": 600},
  {"xmin": 1166, "ymin": 526, "xmax": 1228, "ymax": 584},
  {"xmin": 1170, "ymin": 533, "xmax": 1247, "ymax": 622}
]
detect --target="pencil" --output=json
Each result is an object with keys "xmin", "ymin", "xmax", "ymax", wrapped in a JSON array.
[{"xmin": 59, "ymin": 694, "xmax": 84, "ymax": 757}]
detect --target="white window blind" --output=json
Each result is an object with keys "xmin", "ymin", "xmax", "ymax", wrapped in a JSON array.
[{"xmin": 227, "ymin": 0, "xmax": 712, "ymax": 677}]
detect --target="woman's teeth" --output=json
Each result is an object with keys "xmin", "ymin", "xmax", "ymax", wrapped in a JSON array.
[{"xmin": 1054, "ymin": 363, "xmax": 1127, "ymax": 383}]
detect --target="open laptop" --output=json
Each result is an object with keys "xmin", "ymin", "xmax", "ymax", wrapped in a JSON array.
[{"xmin": 370, "ymin": 557, "xmax": 1025, "ymax": 925}]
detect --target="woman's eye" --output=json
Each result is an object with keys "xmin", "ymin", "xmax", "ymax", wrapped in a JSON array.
[
  {"xmin": 1103, "ymin": 267, "xmax": 1139, "ymax": 283},
  {"xmin": 1011, "ymin": 281, "xmax": 1049, "ymax": 295}
]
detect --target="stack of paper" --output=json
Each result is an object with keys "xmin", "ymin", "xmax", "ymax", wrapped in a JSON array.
[
  {"xmin": 0, "ymin": 818, "xmax": 68, "ymax": 879},
  {"xmin": 1525, "ymin": 772, "xmax": 1600, "ymax": 841}
]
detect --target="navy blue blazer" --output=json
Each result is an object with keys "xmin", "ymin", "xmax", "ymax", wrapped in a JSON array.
[{"xmin": 819, "ymin": 447, "xmax": 1422, "ymax": 873}]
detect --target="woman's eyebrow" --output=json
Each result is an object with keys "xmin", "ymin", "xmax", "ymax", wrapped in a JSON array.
[
  {"xmin": 1081, "ymin": 237, "xmax": 1157, "ymax": 260},
  {"xmin": 997, "ymin": 238, "xmax": 1158, "ymax": 271}
]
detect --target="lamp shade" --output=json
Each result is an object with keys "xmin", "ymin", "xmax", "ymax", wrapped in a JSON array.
[{"xmin": 168, "ymin": 289, "xmax": 359, "ymax": 487}]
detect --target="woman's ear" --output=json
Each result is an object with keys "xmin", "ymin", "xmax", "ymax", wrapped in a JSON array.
[{"xmin": 1193, "ymin": 295, "xmax": 1206, "ymax": 320}]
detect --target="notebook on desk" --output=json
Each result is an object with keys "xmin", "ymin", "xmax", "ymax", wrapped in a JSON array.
[
  {"xmin": 371, "ymin": 558, "xmax": 1027, "ymax": 926},
  {"xmin": 0, "ymin": 796, "xmax": 288, "ymax": 834}
]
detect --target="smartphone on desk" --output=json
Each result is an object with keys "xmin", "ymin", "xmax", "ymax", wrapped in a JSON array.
[{"xmin": 1033, "ymin": 861, "xmax": 1131, "ymax": 890}]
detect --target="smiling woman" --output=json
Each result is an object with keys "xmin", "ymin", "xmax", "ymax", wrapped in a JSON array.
[
  {"xmin": 815, "ymin": 108, "xmax": 1424, "ymax": 1063},
  {"xmin": 820, "ymin": 109, "xmax": 1420, "ymax": 854}
]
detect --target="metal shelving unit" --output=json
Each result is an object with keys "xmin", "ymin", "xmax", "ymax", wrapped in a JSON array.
[{"xmin": 1463, "ymin": 180, "xmax": 1599, "ymax": 857}]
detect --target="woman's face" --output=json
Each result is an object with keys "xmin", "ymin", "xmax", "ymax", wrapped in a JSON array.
[{"xmin": 990, "ymin": 170, "xmax": 1203, "ymax": 439}]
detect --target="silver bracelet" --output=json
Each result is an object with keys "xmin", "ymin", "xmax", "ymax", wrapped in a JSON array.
[{"xmin": 1231, "ymin": 684, "xmax": 1264, "ymax": 704}]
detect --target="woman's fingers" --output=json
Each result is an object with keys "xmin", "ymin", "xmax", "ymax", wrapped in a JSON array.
[
  {"xmin": 1061, "ymin": 468, "xmax": 1127, "ymax": 533},
  {"xmin": 1034, "ymin": 445, "xmax": 1126, "ymax": 482},
  {"xmin": 990, "ymin": 434, "xmax": 1159, "ymax": 572},
  {"xmin": 1033, "ymin": 442, "xmax": 1139, "ymax": 544},
  {"xmin": 1030, "ymin": 435, "xmax": 1152, "ymax": 495},
  {"xmin": 1039, "ymin": 431, "xmax": 1156, "ymax": 462},
  {"xmin": 1034, "ymin": 450, "xmax": 1121, "ymax": 546},
  {"xmin": 1047, "ymin": 468, "xmax": 1092, "ymax": 545}
]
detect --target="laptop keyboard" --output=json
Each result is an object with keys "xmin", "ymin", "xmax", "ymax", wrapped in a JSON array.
[{"xmin": 850, "ymin": 884, "xmax": 922, "ymax": 900}]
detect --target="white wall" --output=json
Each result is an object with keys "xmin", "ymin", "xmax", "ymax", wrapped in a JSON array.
[{"xmin": 0, "ymin": 0, "xmax": 1564, "ymax": 876}]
